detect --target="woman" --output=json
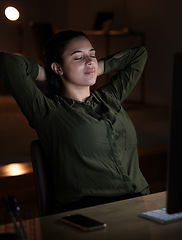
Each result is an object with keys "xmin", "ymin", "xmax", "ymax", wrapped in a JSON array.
[{"xmin": 0, "ymin": 30, "xmax": 149, "ymax": 212}]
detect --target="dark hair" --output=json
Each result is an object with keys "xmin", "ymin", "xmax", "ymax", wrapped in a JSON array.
[{"xmin": 44, "ymin": 30, "xmax": 89, "ymax": 98}]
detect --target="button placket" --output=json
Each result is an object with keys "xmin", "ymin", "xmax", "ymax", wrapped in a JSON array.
[{"xmin": 105, "ymin": 120, "xmax": 124, "ymax": 177}]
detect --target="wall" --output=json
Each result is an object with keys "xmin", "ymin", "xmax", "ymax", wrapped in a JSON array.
[
  {"xmin": 0, "ymin": 0, "xmax": 182, "ymax": 106},
  {"xmin": 0, "ymin": 0, "xmax": 68, "ymax": 60},
  {"xmin": 67, "ymin": 0, "xmax": 128, "ymax": 30},
  {"xmin": 126, "ymin": 0, "xmax": 182, "ymax": 106},
  {"xmin": 66, "ymin": 0, "xmax": 182, "ymax": 106}
]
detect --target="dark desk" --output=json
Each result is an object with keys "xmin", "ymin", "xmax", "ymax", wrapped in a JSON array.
[{"xmin": 0, "ymin": 192, "xmax": 182, "ymax": 240}]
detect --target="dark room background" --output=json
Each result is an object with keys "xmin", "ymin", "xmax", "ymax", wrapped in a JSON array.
[
  {"xmin": 0, "ymin": 0, "xmax": 181, "ymax": 220},
  {"xmin": 0, "ymin": 0, "xmax": 182, "ymax": 106}
]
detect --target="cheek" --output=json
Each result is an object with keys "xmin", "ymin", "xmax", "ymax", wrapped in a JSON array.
[
  {"xmin": 62, "ymin": 64, "xmax": 83, "ymax": 82},
  {"xmin": 62, "ymin": 62, "xmax": 77, "ymax": 75},
  {"xmin": 66, "ymin": 62, "xmax": 83, "ymax": 72}
]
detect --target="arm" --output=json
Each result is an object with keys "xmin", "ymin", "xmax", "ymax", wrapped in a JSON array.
[
  {"xmin": 0, "ymin": 52, "xmax": 51, "ymax": 127},
  {"xmin": 100, "ymin": 46, "xmax": 147, "ymax": 103},
  {"xmin": 97, "ymin": 52, "xmax": 128, "ymax": 76},
  {"xmin": 35, "ymin": 65, "xmax": 48, "ymax": 92}
]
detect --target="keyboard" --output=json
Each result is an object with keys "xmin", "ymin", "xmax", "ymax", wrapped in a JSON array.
[{"xmin": 139, "ymin": 208, "xmax": 182, "ymax": 224}]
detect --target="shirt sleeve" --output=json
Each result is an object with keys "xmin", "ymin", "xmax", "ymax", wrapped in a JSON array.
[
  {"xmin": 101, "ymin": 46, "xmax": 147, "ymax": 103},
  {"xmin": 0, "ymin": 52, "xmax": 53, "ymax": 128}
]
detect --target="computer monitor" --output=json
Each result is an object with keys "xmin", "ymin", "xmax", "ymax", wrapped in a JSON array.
[{"xmin": 166, "ymin": 53, "xmax": 182, "ymax": 214}]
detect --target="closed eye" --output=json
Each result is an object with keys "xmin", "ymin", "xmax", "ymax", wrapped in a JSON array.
[
  {"xmin": 71, "ymin": 49, "xmax": 96, "ymax": 60},
  {"xmin": 74, "ymin": 56, "xmax": 83, "ymax": 60},
  {"xmin": 74, "ymin": 54, "xmax": 96, "ymax": 60}
]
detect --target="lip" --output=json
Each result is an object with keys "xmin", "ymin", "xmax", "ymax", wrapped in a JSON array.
[{"xmin": 85, "ymin": 69, "xmax": 96, "ymax": 74}]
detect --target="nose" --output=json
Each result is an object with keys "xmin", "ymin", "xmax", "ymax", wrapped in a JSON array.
[{"xmin": 85, "ymin": 56, "xmax": 94, "ymax": 66}]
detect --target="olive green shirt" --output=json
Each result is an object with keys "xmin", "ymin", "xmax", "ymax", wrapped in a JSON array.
[{"xmin": 0, "ymin": 46, "xmax": 149, "ymax": 208}]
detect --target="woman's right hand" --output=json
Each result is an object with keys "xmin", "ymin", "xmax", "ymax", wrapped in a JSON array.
[{"xmin": 36, "ymin": 65, "xmax": 47, "ymax": 82}]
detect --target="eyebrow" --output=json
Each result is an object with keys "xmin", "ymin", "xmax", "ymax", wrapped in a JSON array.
[{"xmin": 70, "ymin": 48, "xmax": 95, "ymax": 56}]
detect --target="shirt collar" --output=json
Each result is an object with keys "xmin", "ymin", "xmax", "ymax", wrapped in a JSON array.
[{"xmin": 60, "ymin": 92, "xmax": 101, "ymax": 107}]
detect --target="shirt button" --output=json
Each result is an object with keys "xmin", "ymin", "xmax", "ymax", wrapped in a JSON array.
[{"xmin": 111, "ymin": 157, "xmax": 115, "ymax": 161}]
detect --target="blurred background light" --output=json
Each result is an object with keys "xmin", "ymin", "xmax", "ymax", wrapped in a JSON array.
[{"xmin": 5, "ymin": 6, "xmax": 20, "ymax": 21}]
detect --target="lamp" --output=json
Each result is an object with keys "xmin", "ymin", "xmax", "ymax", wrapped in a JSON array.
[{"xmin": 5, "ymin": 6, "xmax": 20, "ymax": 21}]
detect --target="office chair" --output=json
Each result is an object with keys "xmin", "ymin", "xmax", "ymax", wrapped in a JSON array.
[{"xmin": 30, "ymin": 140, "xmax": 55, "ymax": 216}]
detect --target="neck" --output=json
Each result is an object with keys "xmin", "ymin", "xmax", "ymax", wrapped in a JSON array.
[{"xmin": 63, "ymin": 87, "xmax": 90, "ymax": 102}]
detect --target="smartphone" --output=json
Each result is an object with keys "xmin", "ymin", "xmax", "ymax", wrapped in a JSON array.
[{"xmin": 60, "ymin": 214, "xmax": 107, "ymax": 231}]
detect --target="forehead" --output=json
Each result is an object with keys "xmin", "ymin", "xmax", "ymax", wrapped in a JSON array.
[{"xmin": 64, "ymin": 36, "xmax": 94, "ymax": 56}]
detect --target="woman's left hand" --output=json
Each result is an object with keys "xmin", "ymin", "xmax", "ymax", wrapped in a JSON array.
[{"xmin": 97, "ymin": 59, "xmax": 104, "ymax": 76}]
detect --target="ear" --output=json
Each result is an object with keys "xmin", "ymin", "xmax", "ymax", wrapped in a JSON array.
[{"xmin": 51, "ymin": 62, "xmax": 63, "ymax": 75}]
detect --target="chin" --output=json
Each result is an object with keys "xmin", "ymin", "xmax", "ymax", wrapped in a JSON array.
[
  {"xmin": 89, "ymin": 76, "xmax": 97, "ymax": 85},
  {"xmin": 89, "ymin": 80, "xmax": 97, "ymax": 86}
]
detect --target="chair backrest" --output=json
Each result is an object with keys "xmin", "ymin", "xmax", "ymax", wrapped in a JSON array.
[{"xmin": 30, "ymin": 140, "xmax": 55, "ymax": 216}]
